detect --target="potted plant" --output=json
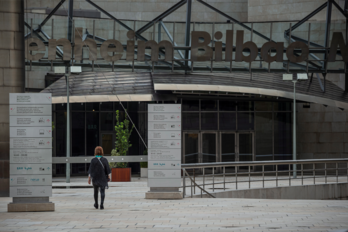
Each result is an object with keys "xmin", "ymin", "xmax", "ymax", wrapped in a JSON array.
[
  {"xmin": 140, "ymin": 150, "xmax": 148, "ymax": 178},
  {"xmin": 109, "ymin": 110, "xmax": 134, "ymax": 182}
]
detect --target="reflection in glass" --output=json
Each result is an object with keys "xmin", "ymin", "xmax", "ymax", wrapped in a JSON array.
[
  {"xmin": 201, "ymin": 113, "xmax": 217, "ymax": 130},
  {"xmin": 239, "ymin": 133, "xmax": 253, "ymax": 169},
  {"xmin": 128, "ymin": 112, "xmax": 139, "ymax": 156},
  {"xmin": 237, "ymin": 112, "xmax": 254, "ymax": 130},
  {"xmin": 86, "ymin": 112, "xmax": 99, "ymax": 155},
  {"xmin": 182, "ymin": 100, "xmax": 199, "ymax": 111},
  {"xmin": 102, "ymin": 134, "xmax": 113, "ymax": 155},
  {"xmin": 72, "ymin": 112, "xmax": 85, "ymax": 157},
  {"xmin": 219, "ymin": 112, "xmax": 236, "ymax": 130},
  {"xmin": 255, "ymin": 113, "xmax": 273, "ymax": 161},
  {"xmin": 182, "ymin": 113, "xmax": 199, "ymax": 130},
  {"xmin": 221, "ymin": 133, "xmax": 235, "ymax": 162},
  {"xmin": 185, "ymin": 133, "xmax": 199, "ymax": 163},
  {"xmin": 101, "ymin": 112, "xmax": 113, "ymax": 131},
  {"xmin": 219, "ymin": 100, "xmax": 236, "ymax": 111},
  {"xmin": 202, "ymin": 133, "xmax": 216, "ymax": 163},
  {"xmin": 201, "ymin": 100, "xmax": 217, "ymax": 111}
]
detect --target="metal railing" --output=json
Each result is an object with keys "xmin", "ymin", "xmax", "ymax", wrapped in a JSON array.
[{"xmin": 181, "ymin": 158, "xmax": 348, "ymax": 198}]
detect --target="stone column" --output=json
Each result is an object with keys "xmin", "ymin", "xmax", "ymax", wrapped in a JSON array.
[{"xmin": 0, "ymin": 0, "xmax": 25, "ymax": 197}]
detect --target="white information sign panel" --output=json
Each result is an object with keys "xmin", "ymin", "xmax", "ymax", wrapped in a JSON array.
[
  {"xmin": 10, "ymin": 138, "xmax": 52, "ymax": 149},
  {"xmin": 148, "ymin": 113, "xmax": 181, "ymax": 122},
  {"xmin": 9, "ymin": 93, "xmax": 52, "ymax": 198},
  {"xmin": 148, "ymin": 122, "xmax": 181, "ymax": 131},
  {"xmin": 148, "ymin": 149, "xmax": 181, "ymax": 161},
  {"xmin": 148, "ymin": 161, "xmax": 181, "ymax": 170},
  {"xmin": 10, "ymin": 116, "xmax": 52, "ymax": 127},
  {"xmin": 10, "ymin": 175, "xmax": 52, "ymax": 186},
  {"xmin": 148, "ymin": 104, "xmax": 181, "ymax": 113},
  {"xmin": 10, "ymin": 186, "xmax": 52, "ymax": 197},
  {"xmin": 9, "ymin": 105, "xmax": 52, "ymax": 116},
  {"xmin": 10, "ymin": 164, "xmax": 52, "ymax": 175},
  {"xmin": 9, "ymin": 93, "xmax": 52, "ymax": 105},
  {"xmin": 148, "ymin": 104, "xmax": 181, "ymax": 188},
  {"xmin": 10, "ymin": 127, "xmax": 52, "ymax": 138},
  {"xmin": 148, "ymin": 170, "xmax": 181, "ymax": 179},
  {"xmin": 148, "ymin": 140, "xmax": 181, "ymax": 149},
  {"xmin": 10, "ymin": 149, "xmax": 52, "ymax": 164},
  {"xmin": 148, "ymin": 131, "xmax": 181, "ymax": 140}
]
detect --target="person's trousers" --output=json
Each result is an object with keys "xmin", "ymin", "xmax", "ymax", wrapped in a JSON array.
[{"xmin": 93, "ymin": 185, "xmax": 105, "ymax": 206}]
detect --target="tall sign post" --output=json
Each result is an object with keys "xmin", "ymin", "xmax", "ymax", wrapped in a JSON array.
[
  {"xmin": 146, "ymin": 104, "xmax": 183, "ymax": 199},
  {"xmin": 8, "ymin": 93, "xmax": 54, "ymax": 212}
]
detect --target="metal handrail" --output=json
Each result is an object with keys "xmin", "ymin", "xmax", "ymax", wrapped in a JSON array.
[
  {"xmin": 182, "ymin": 158, "xmax": 348, "ymax": 168},
  {"xmin": 181, "ymin": 159, "xmax": 348, "ymax": 198},
  {"xmin": 183, "ymin": 170, "xmax": 215, "ymax": 198}
]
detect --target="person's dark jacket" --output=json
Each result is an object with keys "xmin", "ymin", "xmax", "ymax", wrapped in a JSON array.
[{"xmin": 88, "ymin": 157, "xmax": 111, "ymax": 188}]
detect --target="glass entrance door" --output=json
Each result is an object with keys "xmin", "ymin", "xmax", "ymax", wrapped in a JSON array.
[
  {"xmin": 184, "ymin": 132, "xmax": 199, "ymax": 164},
  {"xmin": 219, "ymin": 132, "xmax": 254, "ymax": 170},
  {"xmin": 101, "ymin": 133, "xmax": 113, "ymax": 155}
]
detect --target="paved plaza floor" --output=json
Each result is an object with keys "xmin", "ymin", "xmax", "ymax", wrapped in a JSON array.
[{"xmin": 0, "ymin": 178, "xmax": 347, "ymax": 232}]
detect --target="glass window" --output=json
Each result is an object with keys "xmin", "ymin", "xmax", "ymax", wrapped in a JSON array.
[
  {"xmin": 255, "ymin": 113, "xmax": 273, "ymax": 161},
  {"xmin": 100, "ymin": 102, "xmax": 113, "ymax": 111},
  {"xmin": 72, "ymin": 112, "xmax": 85, "ymax": 157},
  {"xmin": 274, "ymin": 102, "xmax": 291, "ymax": 111},
  {"xmin": 201, "ymin": 100, "xmax": 217, "ymax": 111},
  {"xmin": 72, "ymin": 103, "xmax": 85, "ymax": 111},
  {"xmin": 255, "ymin": 102, "xmax": 273, "ymax": 111},
  {"xmin": 54, "ymin": 164, "xmax": 66, "ymax": 175},
  {"xmin": 86, "ymin": 103, "xmax": 99, "ymax": 111},
  {"xmin": 184, "ymin": 133, "xmax": 199, "ymax": 163},
  {"xmin": 101, "ymin": 112, "xmax": 113, "ymax": 131},
  {"xmin": 274, "ymin": 112, "xmax": 292, "ymax": 160},
  {"xmin": 128, "ymin": 102, "xmax": 138, "ymax": 112},
  {"xmin": 219, "ymin": 100, "xmax": 236, "ymax": 111},
  {"xmin": 237, "ymin": 112, "xmax": 254, "ymax": 130},
  {"xmin": 115, "ymin": 102, "xmax": 126, "ymax": 112},
  {"xmin": 182, "ymin": 100, "xmax": 199, "ymax": 111},
  {"xmin": 56, "ymin": 103, "xmax": 67, "ymax": 111},
  {"xmin": 56, "ymin": 112, "xmax": 66, "ymax": 157},
  {"xmin": 219, "ymin": 112, "xmax": 236, "ymax": 130},
  {"xmin": 72, "ymin": 164, "xmax": 86, "ymax": 174},
  {"xmin": 237, "ymin": 101, "xmax": 254, "ymax": 111},
  {"xmin": 138, "ymin": 102, "xmax": 148, "ymax": 111},
  {"xmin": 182, "ymin": 113, "xmax": 199, "ymax": 130},
  {"xmin": 201, "ymin": 113, "xmax": 217, "ymax": 130},
  {"xmin": 128, "ymin": 112, "xmax": 139, "ymax": 155},
  {"xmin": 86, "ymin": 112, "xmax": 99, "ymax": 156}
]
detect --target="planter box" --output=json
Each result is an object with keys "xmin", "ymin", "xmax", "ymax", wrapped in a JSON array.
[
  {"xmin": 141, "ymin": 168, "xmax": 148, "ymax": 178},
  {"xmin": 111, "ymin": 168, "xmax": 131, "ymax": 182}
]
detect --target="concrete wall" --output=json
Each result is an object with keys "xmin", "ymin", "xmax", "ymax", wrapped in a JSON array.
[
  {"xmin": 26, "ymin": 0, "xmax": 248, "ymax": 22},
  {"xmin": 0, "ymin": 0, "xmax": 25, "ymax": 197},
  {"xmin": 248, "ymin": 0, "xmax": 346, "ymax": 22},
  {"xmin": 193, "ymin": 183, "xmax": 348, "ymax": 199}
]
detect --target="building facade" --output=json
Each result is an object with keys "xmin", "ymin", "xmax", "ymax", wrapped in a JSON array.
[{"xmin": 1, "ymin": 0, "xmax": 347, "ymax": 192}]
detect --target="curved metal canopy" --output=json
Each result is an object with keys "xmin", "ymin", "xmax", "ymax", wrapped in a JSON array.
[{"xmin": 41, "ymin": 71, "xmax": 348, "ymax": 109}]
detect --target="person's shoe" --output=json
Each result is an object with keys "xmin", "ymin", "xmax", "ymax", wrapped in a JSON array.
[
  {"xmin": 94, "ymin": 203, "xmax": 98, "ymax": 209},
  {"xmin": 100, "ymin": 205, "xmax": 104, "ymax": 210}
]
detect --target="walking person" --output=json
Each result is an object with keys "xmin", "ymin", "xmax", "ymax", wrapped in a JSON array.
[{"xmin": 88, "ymin": 146, "xmax": 111, "ymax": 210}]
